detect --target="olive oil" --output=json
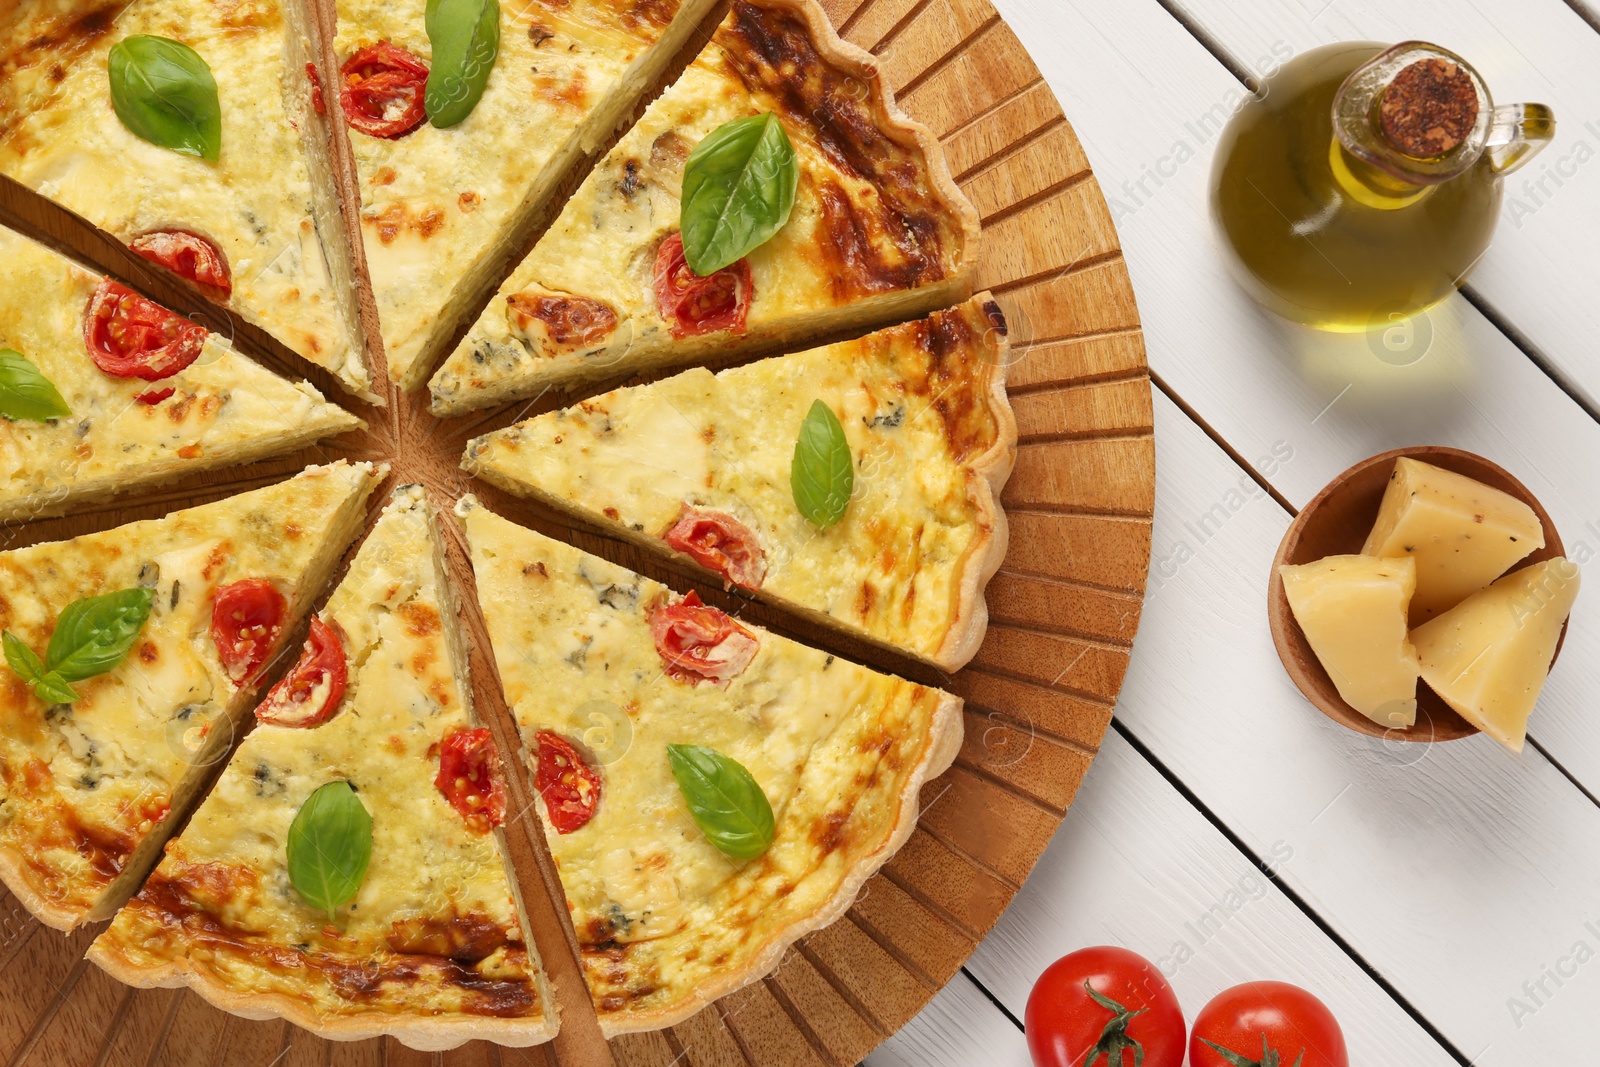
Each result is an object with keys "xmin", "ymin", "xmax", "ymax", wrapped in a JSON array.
[{"xmin": 1209, "ymin": 42, "xmax": 1548, "ymax": 332}]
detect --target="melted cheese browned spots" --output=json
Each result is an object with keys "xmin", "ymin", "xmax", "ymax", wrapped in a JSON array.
[
  {"xmin": 720, "ymin": 1, "xmax": 948, "ymax": 290},
  {"xmin": 400, "ymin": 600, "xmax": 441, "ymax": 637},
  {"xmin": 506, "ymin": 292, "xmax": 619, "ymax": 350},
  {"xmin": 0, "ymin": 4, "xmax": 119, "ymax": 142}
]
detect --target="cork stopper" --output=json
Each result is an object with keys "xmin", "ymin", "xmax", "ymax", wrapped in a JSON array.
[{"xmin": 1379, "ymin": 58, "xmax": 1479, "ymax": 157}]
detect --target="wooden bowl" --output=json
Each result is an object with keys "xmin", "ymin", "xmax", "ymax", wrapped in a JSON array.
[{"xmin": 1268, "ymin": 446, "xmax": 1566, "ymax": 742}]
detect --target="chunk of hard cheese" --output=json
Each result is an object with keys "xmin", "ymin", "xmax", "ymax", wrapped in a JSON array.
[
  {"xmin": 1410, "ymin": 557, "xmax": 1579, "ymax": 753},
  {"xmin": 1279, "ymin": 554, "xmax": 1420, "ymax": 728},
  {"xmin": 1362, "ymin": 457, "xmax": 1544, "ymax": 625}
]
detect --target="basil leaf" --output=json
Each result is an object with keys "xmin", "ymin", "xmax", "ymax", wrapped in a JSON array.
[
  {"xmin": 425, "ymin": 0, "xmax": 499, "ymax": 129},
  {"xmin": 680, "ymin": 112, "xmax": 798, "ymax": 276},
  {"xmin": 0, "ymin": 350, "xmax": 70, "ymax": 422},
  {"xmin": 790, "ymin": 399, "xmax": 854, "ymax": 528},
  {"xmin": 45, "ymin": 588, "xmax": 154, "ymax": 684},
  {"xmin": 287, "ymin": 781, "xmax": 373, "ymax": 920},
  {"xmin": 108, "ymin": 35, "xmax": 222, "ymax": 162},
  {"xmin": 5, "ymin": 631, "xmax": 80, "ymax": 705},
  {"xmin": 668, "ymin": 744, "xmax": 774, "ymax": 861}
]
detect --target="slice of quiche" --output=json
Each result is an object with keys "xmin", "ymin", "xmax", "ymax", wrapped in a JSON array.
[
  {"xmin": 463, "ymin": 296, "xmax": 1014, "ymax": 670},
  {"xmin": 459, "ymin": 497, "xmax": 960, "ymax": 1035},
  {"xmin": 0, "ymin": 0, "xmax": 372, "ymax": 398},
  {"xmin": 0, "ymin": 461, "xmax": 383, "ymax": 931},
  {"xmin": 0, "ymin": 224, "xmax": 362, "ymax": 522},
  {"xmin": 429, "ymin": 0, "xmax": 980, "ymax": 415},
  {"xmin": 91, "ymin": 486, "xmax": 555, "ymax": 1050},
  {"xmin": 333, "ymin": 0, "xmax": 719, "ymax": 389}
]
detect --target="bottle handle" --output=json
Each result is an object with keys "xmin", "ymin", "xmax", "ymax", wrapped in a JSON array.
[{"xmin": 1484, "ymin": 103, "xmax": 1555, "ymax": 175}]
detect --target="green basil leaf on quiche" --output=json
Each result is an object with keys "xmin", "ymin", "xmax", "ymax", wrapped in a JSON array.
[
  {"xmin": 2, "ymin": 630, "xmax": 76, "ymax": 704},
  {"xmin": 668, "ymin": 743, "xmax": 774, "ymax": 861},
  {"xmin": 791, "ymin": 399, "xmax": 854, "ymax": 528},
  {"xmin": 287, "ymin": 780, "xmax": 373, "ymax": 920},
  {"xmin": 45, "ymin": 588, "xmax": 155, "ymax": 685},
  {"xmin": 108, "ymin": 36, "xmax": 223, "ymax": 162},
  {"xmin": 679, "ymin": 112, "xmax": 798, "ymax": 276},
  {"xmin": 425, "ymin": 0, "xmax": 500, "ymax": 129},
  {"xmin": 0, "ymin": 349, "xmax": 70, "ymax": 423}
]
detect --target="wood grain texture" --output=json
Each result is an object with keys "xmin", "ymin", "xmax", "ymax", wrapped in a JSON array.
[{"xmin": 0, "ymin": 0, "xmax": 1152, "ymax": 1062}]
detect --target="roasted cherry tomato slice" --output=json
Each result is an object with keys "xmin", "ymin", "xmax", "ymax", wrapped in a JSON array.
[
  {"xmin": 648, "ymin": 591, "xmax": 760, "ymax": 685},
  {"xmin": 210, "ymin": 578, "xmax": 287, "ymax": 683},
  {"xmin": 135, "ymin": 387, "xmax": 175, "ymax": 406},
  {"xmin": 255, "ymin": 617, "xmax": 347, "ymax": 728},
  {"xmin": 534, "ymin": 731, "xmax": 601, "ymax": 834},
  {"xmin": 306, "ymin": 62, "xmax": 327, "ymax": 116},
  {"xmin": 663, "ymin": 504, "xmax": 766, "ymax": 589},
  {"xmin": 653, "ymin": 233, "xmax": 753, "ymax": 339},
  {"xmin": 436, "ymin": 727, "xmax": 508, "ymax": 833},
  {"xmin": 339, "ymin": 42, "xmax": 428, "ymax": 139},
  {"xmin": 1026, "ymin": 946, "xmax": 1185, "ymax": 1067},
  {"xmin": 130, "ymin": 230, "xmax": 233, "ymax": 297},
  {"xmin": 1191, "ymin": 982, "xmax": 1347, "ymax": 1067},
  {"xmin": 84, "ymin": 280, "xmax": 207, "ymax": 381}
]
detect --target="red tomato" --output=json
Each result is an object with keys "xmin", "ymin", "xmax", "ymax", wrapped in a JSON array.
[
  {"xmin": 135, "ymin": 387, "xmax": 175, "ymax": 406},
  {"xmin": 1026, "ymin": 946, "xmax": 1185, "ymax": 1067},
  {"xmin": 306, "ymin": 61, "xmax": 327, "ymax": 116},
  {"xmin": 662, "ymin": 504, "xmax": 767, "ymax": 589},
  {"xmin": 653, "ymin": 233, "xmax": 753, "ymax": 339},
  {"xmin": 1191, "ymin": 982, "xmax": 1347, "ymax": 1067},
  {"xmin": 648, "ymin": 591, "xmax": 760, "ymax": 685},
  {"xmin": 210, "ymin": 579, "xmax": 287, "ymax": 683},
  {"xmin": 83, "ymin": 280, "xmax": 207, "ymax": 381},
  {"xmin": 130, "ymin": 230, "xmax": 233, "ymax": 297},
  {"xmin": 339, "ymin": 42, "xmax": 428, "ymax": 139},
  {"xmin": 534, "ymin": 731, "xmax": 600, "ymax": 834},
  {"xmin": 435, "ymin": 727, "xmax": 508, "ymax": 833},
  {"xmin": 255, "ymin": 618, "xmax": 347, "ymax": 728}
]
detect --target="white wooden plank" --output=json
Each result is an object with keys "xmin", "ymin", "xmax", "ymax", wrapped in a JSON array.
[
  {"xmin": 1168, "ymin": 0, "xmax": 1600, "ymax": 412},
  {"xmin": 1065, "ymin": 391, "xmax": 1600, "ymax": 1065},
  {"xmin": 865, "ymin": 972, "xmax": 1029, "ymax": 1067},
  {"xmin": 957, "ymin": 732, "xmax": 1456, "ymax": 1066},
  {"xmin": 996, "ymin": 0, "xmax": 1600, "ymax": 796}
]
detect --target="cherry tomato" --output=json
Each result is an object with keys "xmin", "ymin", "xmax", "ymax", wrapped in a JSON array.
[
  {"xmin": 653, "ymin": 233, "xmax": 753, "ymax": 339},
  {"xmin": 210, "ymin": 578, "xmax": 287, "ymax": 683},
  {"xmin": 129, "ymin": 230, "xmax": 233, "ymax": 297},
  {"xmin": 435, "ymin": 727, "xmax": 508, "ymax": 833},
  {"xmin": 1191, "ymin": 982, "xmax": 1347, "ymax": 1067},
  {"xmin": 662, "ymin": 504, "xmax": 766, "ymax": 589},
  {"xmin": 255, "ymin": 618, "xmax": 347, "ymax": 728},
  {"xmin": 534, "ymin": 730, "xmax": 601, "ymax": 834},
  {"xmin": 135, "ymin": 387, "xmax": 175, "ymax": 406},
  {"xmin": 83, "ymin": 280, "xmax": 207, "ymax": 381},
  {"xmin": 339, "ymin": 42, "xmax": 428, "ymax": 139},
  {"xmin": 648, "ymin": 591, "xmax": 760, "ymax": 686},
  {"xmin": 1026, "ymin": 946, "xmax": 1185, "ymax": 1067}
]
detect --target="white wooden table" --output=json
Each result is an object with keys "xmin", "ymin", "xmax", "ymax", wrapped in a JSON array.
[{"xmin": 870, "ymin": 1, "xmax": 1600, "ymax": 1063}]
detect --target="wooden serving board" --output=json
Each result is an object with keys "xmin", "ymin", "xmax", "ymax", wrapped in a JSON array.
[{"xmin": 0, "ymin": 0, "xmax": 1153, "ymax": 1062}]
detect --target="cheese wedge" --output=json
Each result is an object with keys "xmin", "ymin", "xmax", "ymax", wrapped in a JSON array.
[
  {"xmin": 91, "ymin": 487, "xmax": 554, "ymax": 1049},
  {"xmin": 461, "ymin": 297, "xmax": 1014, "ymax": 670},
  {"xmin": 1362, "ymin": 458, "xmax": 1544, "ymax": 624},
  {"xmin": 1411, "ymin": 557, "xmax": 1579, "ymax": 752},
  {"xmin": 429, "ymin": 0, "xmax": 979, "ymax": 415},
  {"xmin": 0, "ymin": 225, "xmax": 362, "ymax": 522},
  {"xmin": 0, "ymin": 0, "xmax": 372, "ymax": 397},
  {"xmin": 1279, "ymin": 555, "xmax": 1421, "ymax": 728},
  {"xmin": 0, "ymin": 461, "xmax": 383, "ymax": 930},
  {"xmin": 458, "ymin": 497, "xmax": 959, "ymax": 1035},
  {"xmin": 335, "ymin": 0, "xmax": 719, "ymax": 389}
]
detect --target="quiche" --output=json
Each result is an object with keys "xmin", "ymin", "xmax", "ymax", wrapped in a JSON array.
[
  {"xmin": 0, "ymin": 460, "xmax": 382, "ymax": 931},
  {"xmin": 463, "ymin": 296, "xmax": 1014, "ymax": 670},
  {"xmin": 0, "ymin": 0, "xmax": 372, "ymax": 398},
  {"xmin": 91, "ymin": 486, "xmax": 555, "ymax": 1050},
  {"xmin": 333, "ymin": 0, "xmax": 720, "ymax": 389},
  {"xmin": 429, "ymin": 0, "xmax": 980, "ymax": 416},
  {"xmin": 0, "ymin": 223, "xmax": 362, "ymax": 522},
  {"xmin": 459, "ymin": 497, "xmax": 960, "ymax": 1034}
]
